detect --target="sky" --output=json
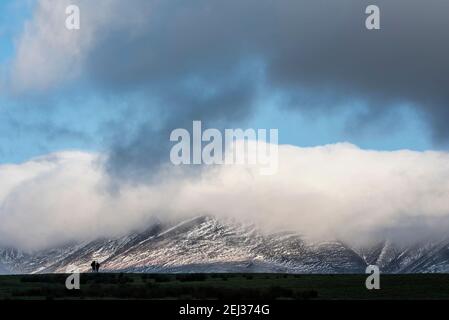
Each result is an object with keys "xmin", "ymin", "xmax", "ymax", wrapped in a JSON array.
[
  {"xmin": 1, "ymin": 0, "xmax": 449, "ymax": 250},
  {"xmin": 0, "ymin": 0, "xmax": 439, "ymax": 165}
]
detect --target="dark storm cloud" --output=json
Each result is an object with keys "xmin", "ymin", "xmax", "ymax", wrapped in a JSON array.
[
  {"xmin": 104, "ymin": 78, "xmax": 256, "ymax": 181},
  {"xmin": 29, "ymin": 0, "xmax": 449, "ymax": 179}
]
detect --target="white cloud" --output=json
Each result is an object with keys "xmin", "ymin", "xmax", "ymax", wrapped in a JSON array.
[
  {"xmin": 9, "ymin": 0, "xmax": 150, "ymax": 92},
  {"xmin": 11, "ymin": 0, "xmax": 89, "ymax": 92},
  {"xmin": 1, "ymin": 142, "xmax": 449, "ymax": 251}
]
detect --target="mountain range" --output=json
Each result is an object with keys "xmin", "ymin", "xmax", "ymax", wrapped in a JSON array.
[{"xmin": 2, "ymin": 216, "xmax": 449, "ymax": 274}]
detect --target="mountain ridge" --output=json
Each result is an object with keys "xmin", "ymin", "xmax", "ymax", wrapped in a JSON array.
[{"xmin": 2, "ymin": 216, "xmax": 449, "ymax": 274}]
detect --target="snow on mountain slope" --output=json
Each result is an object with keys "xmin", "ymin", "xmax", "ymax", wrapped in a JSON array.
[
  {"xmin": 392, "ymin": 240, "xmax": 449, "ymax": 273},
  {"xmin": 2, "ymin": 216, "xmax": 449, "ymax": 274}
]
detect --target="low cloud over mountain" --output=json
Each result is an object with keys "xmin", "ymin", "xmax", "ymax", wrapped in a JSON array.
[{"xmin": 1, "ymin": 143, "xmax": 449, "ymax": 251}]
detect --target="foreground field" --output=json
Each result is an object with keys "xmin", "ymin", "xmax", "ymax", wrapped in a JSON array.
[{"xmin": 1, "ymin": 273, "xmax": 449, "ymax": 300}]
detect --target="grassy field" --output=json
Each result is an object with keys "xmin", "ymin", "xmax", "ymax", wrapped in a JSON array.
[{"xmin": 1, "ymin": 273, "xmax": 449, "ymax": 300}]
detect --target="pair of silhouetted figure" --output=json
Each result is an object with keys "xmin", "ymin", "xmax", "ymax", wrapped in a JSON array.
[{"xmin": 91, "ymin": 260, "xmax": 101, "ymax": 272}]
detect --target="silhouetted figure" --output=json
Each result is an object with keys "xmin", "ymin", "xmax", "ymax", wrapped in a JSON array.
[
  {"xmin": 91, "ymin": 260, "xmax": 96, "ymax": 272},
  {"xmin": 95, "ymin": 262, "xmax": 101, "ymax": 272}
]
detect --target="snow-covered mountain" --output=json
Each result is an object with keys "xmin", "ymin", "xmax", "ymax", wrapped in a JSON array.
[{"xmin": 2, "ymin": 216, "xmax": 449, "ymax": 274}]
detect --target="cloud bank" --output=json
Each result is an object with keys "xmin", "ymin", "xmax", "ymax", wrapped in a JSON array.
[{"xmin": 2, "ymin": 143, "xmax": 449, "ymax": 251}]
